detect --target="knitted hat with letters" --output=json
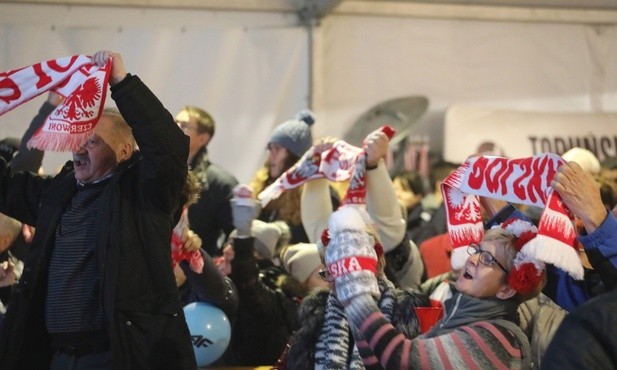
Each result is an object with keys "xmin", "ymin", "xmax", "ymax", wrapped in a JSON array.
[{"xmin": 323, "ymin": 206, "xmax": 380, "ymax": 302}]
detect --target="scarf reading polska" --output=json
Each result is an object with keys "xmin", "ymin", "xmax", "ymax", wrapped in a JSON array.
[
  {"xmin": 441, "ymin": 153, "xmax": 584, "ymax": 280},
  {"xmin": 0, "ymin": 55, "xmax": 111, "ymax": 152}
]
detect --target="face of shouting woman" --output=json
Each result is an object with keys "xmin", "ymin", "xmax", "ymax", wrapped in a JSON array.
[{"xmin": 455, "ymin": 241, "xmax": 514, "ymax": 300}]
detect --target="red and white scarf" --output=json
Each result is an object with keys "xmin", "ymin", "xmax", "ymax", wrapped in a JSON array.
[
  {"xmin": 0, "ymin": 55, "xmax": 111, "ymax": 152},
  {"xmin": 171, "ymin": 207, "xmax": 204, "ymax": 274},
  {"xmin": 258, "ymin": 125, "xmax": 395, "ymax": 207},
  {"xmin": 441, "ymin": 153, "xmax": 584, "ymax": 280}
]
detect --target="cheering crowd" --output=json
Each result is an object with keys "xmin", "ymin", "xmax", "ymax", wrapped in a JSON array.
[{"xmin": 0, "ymin": 50, "xmax": 616, "ymax": 370}]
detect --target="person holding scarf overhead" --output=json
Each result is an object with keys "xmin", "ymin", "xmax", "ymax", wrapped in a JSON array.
[
  {"xmin": 0, "ymin": 51, "xmax": 195, "ymax": 370},
  {"xmin": 323, "ymin": 154, "xmax": 585, "ymax": 369}
]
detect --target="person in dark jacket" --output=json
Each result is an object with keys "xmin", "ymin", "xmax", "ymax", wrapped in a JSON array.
[
  {"xmin": 545, "ymin": 161, "xmax": 617, "ymax": 311},
  {"xmin": 175, "ymin": 106, "xmax": 238, "ymax": 257},
  {"xmin": 541, "ymin": 288, "xmax": 617, "ymax": 369},
  {"xmin": 218, "ymin": 186, "xmax": 300, "ymax": 366},
  {"xmin": 540, "ymin": 160, "xmax": 617, "ymax": 369},
  {"xmin": 0, "ymin": 50, "xmax": 196, "ymax": 370},
  {"xmin": 173, "ymin": 170, "xmax": 239, "ymax": 320}
]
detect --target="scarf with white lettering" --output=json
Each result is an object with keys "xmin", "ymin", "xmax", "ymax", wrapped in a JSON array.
[
  {"xmin": 440, "ymin": 153, "xmax": 584, "ymax": 280},
  {"xmin": 258, "ymin": 126, "xmax": 395, "ymax": 207},
  {"xmin": 0, "ymin": 55, "xmax": 111, "ymax": 152}
]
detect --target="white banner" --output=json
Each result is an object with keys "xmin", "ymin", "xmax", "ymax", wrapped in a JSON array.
[{"xmin": 444, "ymin": 104, "xmax": 617, "ymax": 163}]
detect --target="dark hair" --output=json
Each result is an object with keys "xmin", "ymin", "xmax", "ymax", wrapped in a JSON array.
[
  {"xmin": 0, "ymin": 137, "xmax": 20, "ymax": 164},
  {"xmin": 393, "ymin": 170, "xmax": 426, "ymax": 197},
  {"xmin": 429, "ymin": 160, "xmax": 460, "ymax": 192},
  {"xmin": 598, "ymin": 177, "xmax": 617, "ymax": 209},
  {"xmin": 601, "ymin": 156, "xmax": 617, "ymax": 171}
]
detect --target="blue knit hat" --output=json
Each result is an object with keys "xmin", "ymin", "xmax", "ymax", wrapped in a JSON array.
[{"xmin": 268, "ymin": 110, "xmax": 315, "ymax": 157}]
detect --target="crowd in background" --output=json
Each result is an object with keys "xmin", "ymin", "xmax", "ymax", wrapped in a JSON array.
[{"xmin": 0, "ymin": 50, "xmax": 616, "ymax": 369}]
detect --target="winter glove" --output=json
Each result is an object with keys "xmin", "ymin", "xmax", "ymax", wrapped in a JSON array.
[
  {"xmin": 324, "ymin": 206, "xmax": 380, "ymax": 304},
  {"xmin": 230, "ymin": 184, "xmax": 261, "ymax": 238}
]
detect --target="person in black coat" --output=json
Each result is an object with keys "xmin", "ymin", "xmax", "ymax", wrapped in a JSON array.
[
  {"xmin": 0, "ymin": 50, "xmax": 195, "ymax": 370},
  {"xmin": 542, "ymin": 289, "xmax": 617, "ymax": 369},
  {"xmin": 175, "ymin": 106, "xmax": 238, "ymax": 257}
]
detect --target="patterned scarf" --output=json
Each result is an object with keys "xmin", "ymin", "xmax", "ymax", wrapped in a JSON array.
[
  {"xmin": 315, "ymin": 279, "xmax": 396, "ymax": 370},
  {"xmin": 440, "ymin": 153, "xmax": 583, "ymax": 280},
  {"xmin": 0, "ymin": 55, "xmax": 110, "ymax": 151},
  {"xmin": 258, "ymin": 126, "xmax": 395, "ymax": 207}
]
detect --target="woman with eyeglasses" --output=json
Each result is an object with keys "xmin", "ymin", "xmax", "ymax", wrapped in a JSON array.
[{"xmin": 322, "ymin": 205, "xmax": 546, "ymax": 369}]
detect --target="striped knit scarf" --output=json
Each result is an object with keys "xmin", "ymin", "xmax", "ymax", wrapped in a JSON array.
[
  {"xmin": 315, "ymin": 279, "xmax": 395, "ymax": 370},
  {"xmin": 428, "ymin": 292, "xmax": 519, "ymax": 336},
  {"xmin": 0, "ymin": 55, "xmax": 111, "ymax": 151}
]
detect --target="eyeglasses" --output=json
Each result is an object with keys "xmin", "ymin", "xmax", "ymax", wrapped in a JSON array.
[
  {"xmin": 318, "ymin": 268, "xmax": 334, "ymax": 282},
  {"xmin": 467, "ymin": 243, "xmax": 509, "ymax": 274},
  {"xmin": 176, "ymin": 121, "xmax": 199, "ymax": 133}
]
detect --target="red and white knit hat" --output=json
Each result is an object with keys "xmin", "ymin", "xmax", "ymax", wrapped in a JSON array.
[{"xmin": 440, "ymin": 153, "xmax": 584, "ymax": 280}]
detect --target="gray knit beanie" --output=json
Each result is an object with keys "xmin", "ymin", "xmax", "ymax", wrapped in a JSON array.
[{"xmin": 268, "ymin": 110, "xmax": 315, "ymax": 157}]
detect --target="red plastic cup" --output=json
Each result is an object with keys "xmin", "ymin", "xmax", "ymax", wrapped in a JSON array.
[{"xmin": 414, "ymin": 307, "xmax": 444, "ymax": 334}]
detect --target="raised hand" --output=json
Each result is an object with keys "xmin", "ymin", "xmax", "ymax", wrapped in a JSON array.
[
  {"xmin": 551, "ymin": 161, "xmax": 607, "ymax": 233},
  {"xmin": 91, "ymin": 50, "xmax": 127, "ymax": 86},
  {"xmin": 230, "ymin": 184, "xmax": 261, "ymax": 238}
]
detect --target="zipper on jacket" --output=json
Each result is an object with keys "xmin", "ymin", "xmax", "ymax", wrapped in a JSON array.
[{"xmin": 439, "ymin": 293, "xmax": 462, "ymax": 328}]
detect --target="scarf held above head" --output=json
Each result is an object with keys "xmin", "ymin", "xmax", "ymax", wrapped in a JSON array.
[
  {"xmin": 0, "ymin": 54, "xmax": 111, "ymax": 152},
  {"xmin": 440, "ymin": 153, "xmax": 583, "ymax": 280},
  {"xmin": 258, "ymin": 126, "xmax": 395, "ymax": 208}
]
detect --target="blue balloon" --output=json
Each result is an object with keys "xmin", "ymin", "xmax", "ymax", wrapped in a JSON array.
[{"xmin": 183, "ymin": 302, "xmax": 231, "ymax": 367}]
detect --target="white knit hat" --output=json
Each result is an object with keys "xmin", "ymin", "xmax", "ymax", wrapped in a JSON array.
[
  {"xmin": 282, "ymin": 243, "xmax": 322, "ymax": 284},
  {"xmin": 229, "ymin": 220, "xmax": 290, "ymax": 260},
  {"xmin": 561, "ymin": 147, "xmax": 600, "ymax": 175}
]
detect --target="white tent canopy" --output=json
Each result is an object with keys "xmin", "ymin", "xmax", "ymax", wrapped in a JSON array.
[{"xmin": 2, "ymin": 0, "xmax": 617, "ymax": 181}]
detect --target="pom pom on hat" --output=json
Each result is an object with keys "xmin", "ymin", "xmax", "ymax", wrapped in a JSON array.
[
  {"xmin": 328, "ymin": 205, "xmax": 366, "ymax": 234},
  {"xmin": 268, "ymin": 110, "xmax": 315, "ymax": 157},
  {"xmin": 294, "ymin": 109, "xmax": 315, "ymax": 125},
  {"xmin": 282, "ymin": 243, "xmax": 322, "ymax": 284},
  {"xmin": 499, "ymin": 214, "xmax": 546, "ymax": 295}
]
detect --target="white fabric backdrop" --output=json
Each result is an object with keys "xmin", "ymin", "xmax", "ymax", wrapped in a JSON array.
[
  {"xmin": 444, "ymin": 104, "xmax": 617, "ymax": 163},
  {"xmin": 2, "ymin": 3, "xmax": 617, "ymax": 182},
  {"xmin": 0, "ymin": 4, "xmax": 308, "ymax": 182},
  {"xmin": 314, "ymin": 15, "xmax": 617, "ymax": 161}
]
